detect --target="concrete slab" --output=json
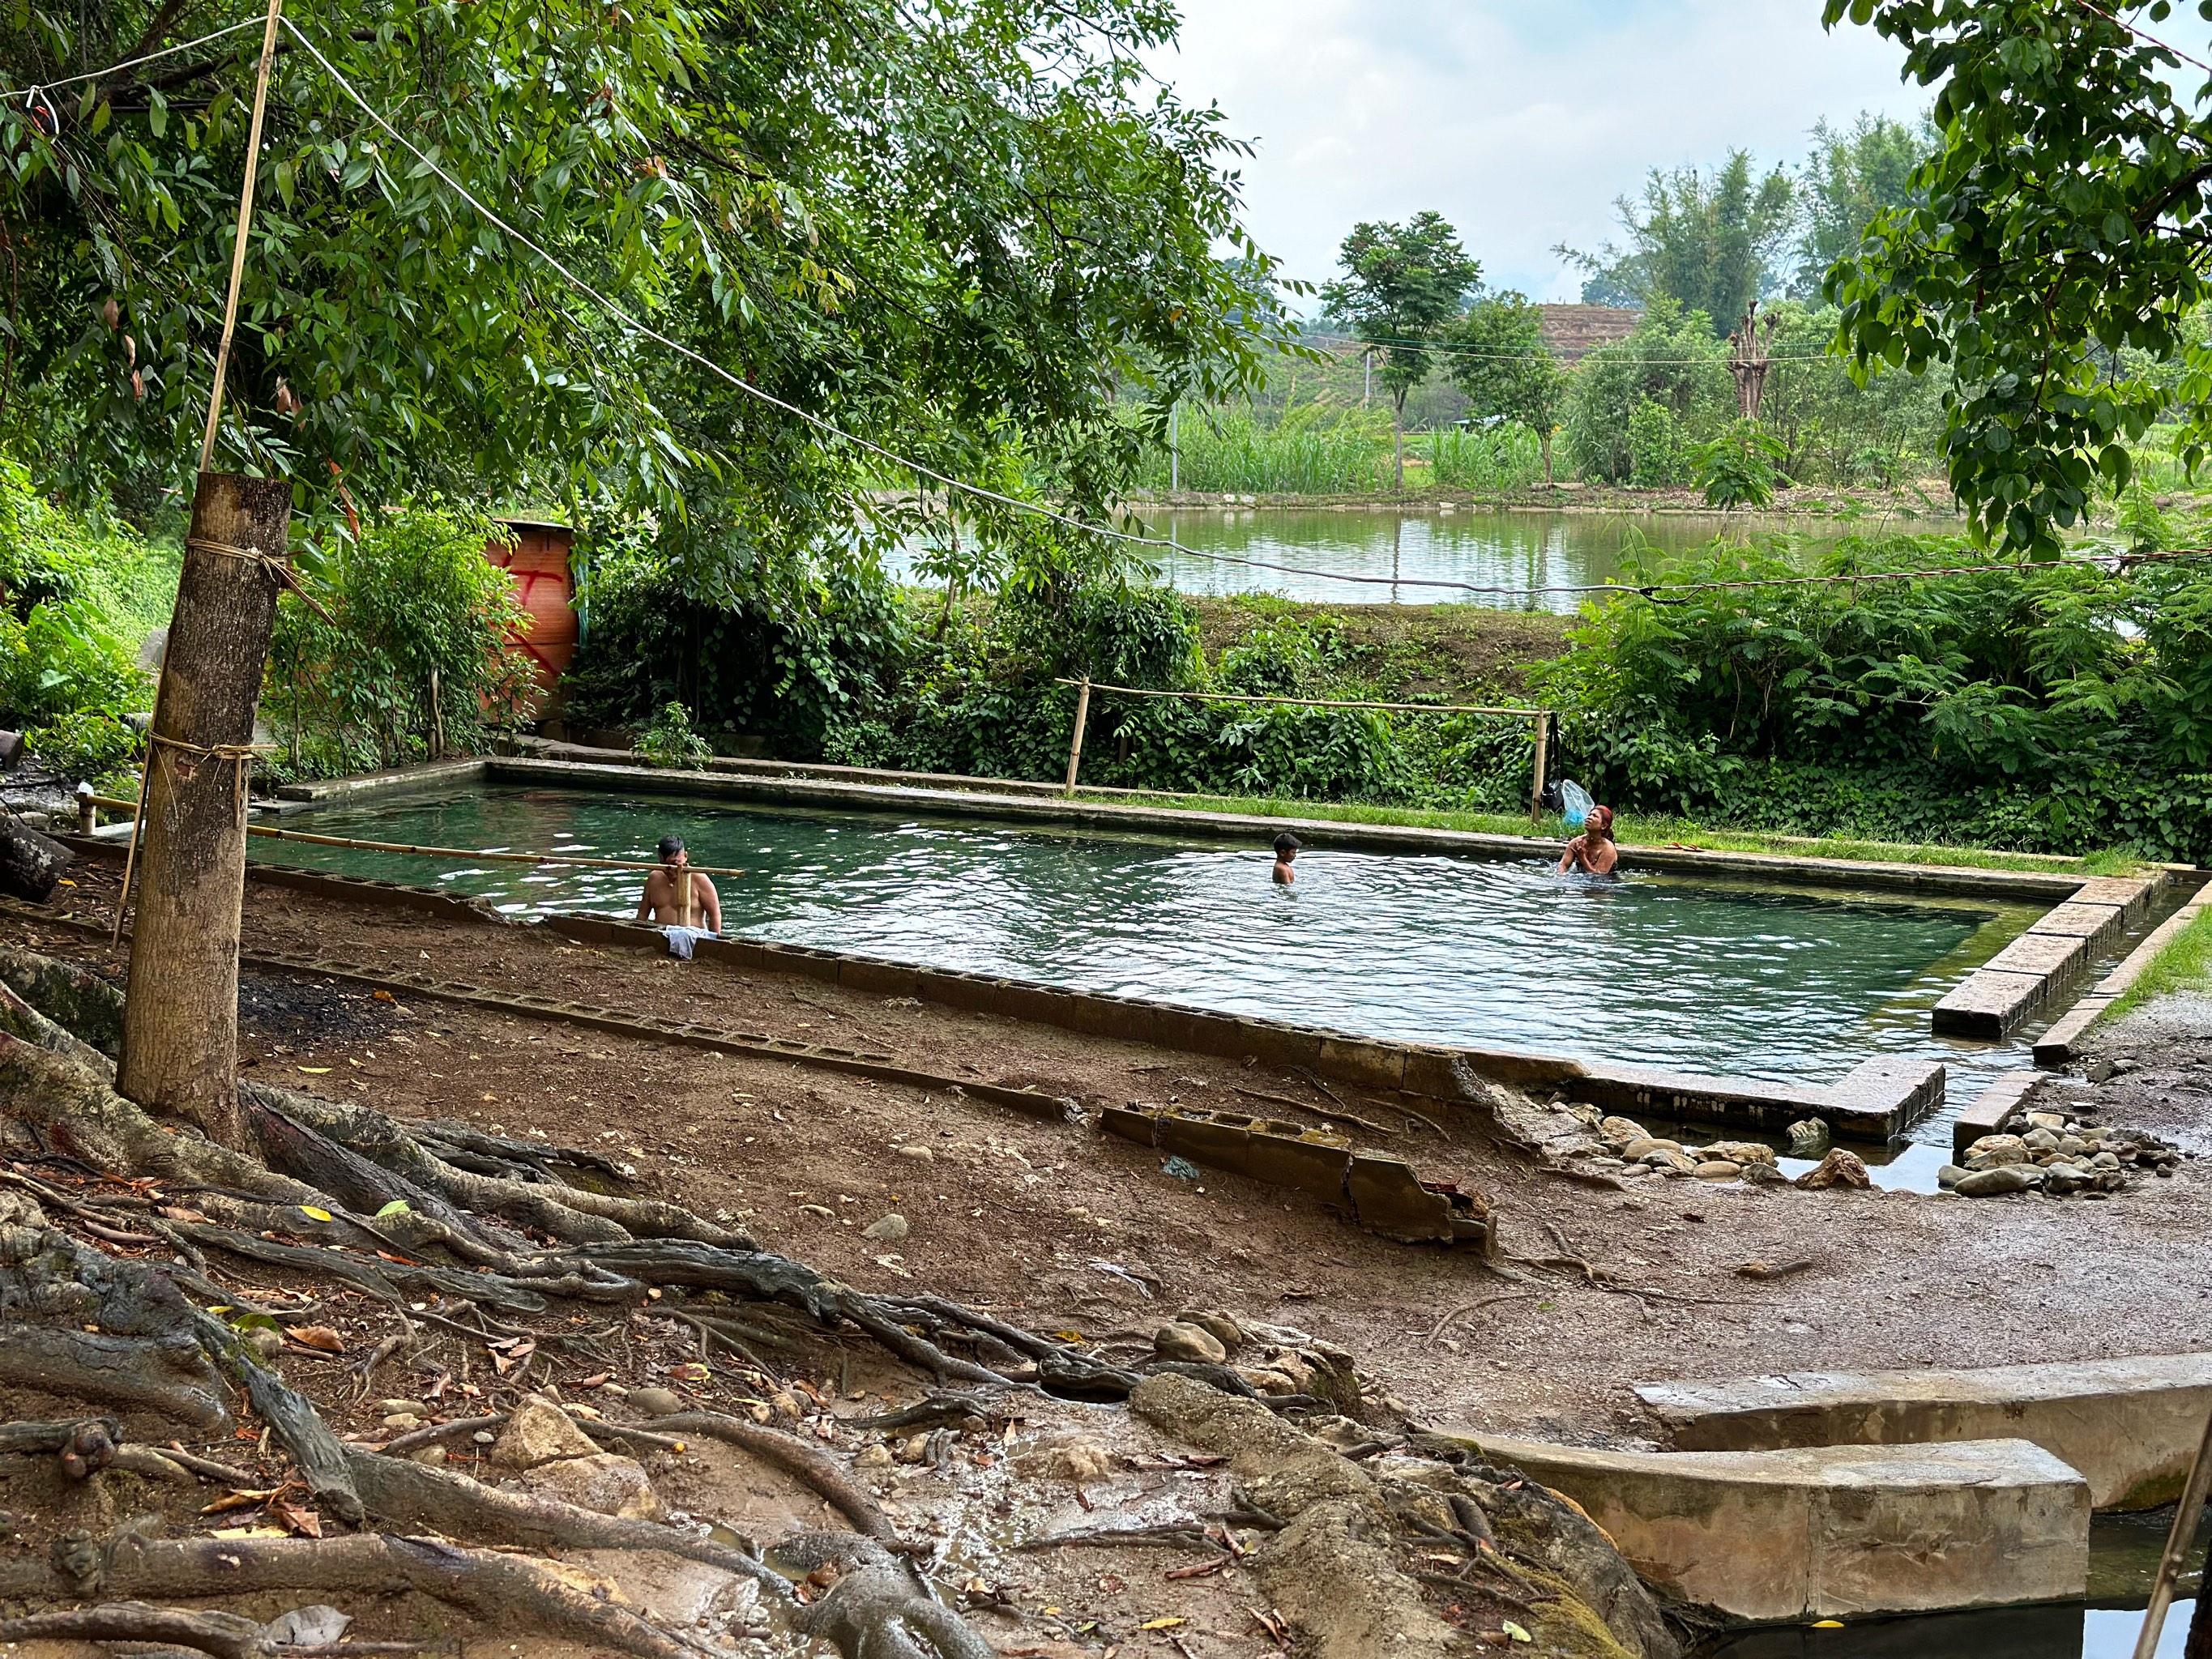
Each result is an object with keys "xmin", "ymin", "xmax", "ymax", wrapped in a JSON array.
[
  {"xmin": 2033, "ymin": 997, "xmax": 2115, "ymax": 1068},
  {"xmin": 1933, "ymin": 968, "xmax": 2051, "ymax": 1038},
  {"xmin": 1984, "ymin": 931, "xmax": 2088, "ymax": 979},
  {"xmin": 1635, "ymin": 1353, "xmax": 2212, "ymax": 1510},
  {"xmin": 1455, "ymin": 1433, "xmax": 2087, "ymax": 1623},
  {"xmin": 1829, "ymin": 1056, "xmax": 1945, "ymax": 1131},
  {"xmin": 2070, "ymin": 876, "xmax": 2160, "ymax": 921},
  {"xmin": 2024, "ymin": 902, "xmax": 2125, "ymax": 946},
  {"xmin": 1954, "ymin": 1071, "xmax": 2040, "ymax": 1154}
]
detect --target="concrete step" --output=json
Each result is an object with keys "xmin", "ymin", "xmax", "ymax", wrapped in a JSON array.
[
  {"xmin": 1635, "ymin": 1353, "xmax": 2212, "ymax": 1510},
  {"xmin": 1450, "ymin": 1431, "xmax": 2088, "ymax": 1623}
]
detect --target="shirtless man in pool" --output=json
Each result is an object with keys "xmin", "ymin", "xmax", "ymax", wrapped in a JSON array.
[{"xmin": 636, "ymin": 836, "xmax": 722, "ymax": 932}]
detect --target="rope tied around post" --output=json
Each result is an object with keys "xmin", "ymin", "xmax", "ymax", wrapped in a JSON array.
[{"xmin": 186, "ymin": 535, "xmax": 335, "ymax": 625}]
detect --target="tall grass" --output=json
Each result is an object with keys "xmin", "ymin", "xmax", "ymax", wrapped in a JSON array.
[
  {"xmin": 1423, "ymin": 424, "xmax": 1547, "ymax": 492},
  {"xmin": 1139, "ymin": 403, "xmax": 1394, "ymax": 495}
]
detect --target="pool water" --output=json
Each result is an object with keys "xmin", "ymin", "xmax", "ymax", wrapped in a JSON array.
[{"xmin": 253, "ymin": 787, "xmax": 2037, "ymax": 1120}]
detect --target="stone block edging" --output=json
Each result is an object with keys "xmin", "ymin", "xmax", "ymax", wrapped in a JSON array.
[
  {"xmin": 2033, "ymin": 880, "xmax": 2212, "ymax": 1064},
  {"xmin": 1634, "ymin": 1352, "xmax": 2212, "ymax": 1512},
  {"xmin": 1935, "ymin": 874, "xmax": 2167, "ymax": 1039},
  {"xmin": 1440, "ymin": 1430, "xmax": 2088, "ymax": 1622}
]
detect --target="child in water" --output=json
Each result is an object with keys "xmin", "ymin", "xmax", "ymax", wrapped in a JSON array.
[
  {"xmin": 1558, "ymin": 804, "xmax": 1620, "ymax": 876},
  {"xmin": 1272, "ymin": 832, "xmax": 1300, "ymax": 885}
]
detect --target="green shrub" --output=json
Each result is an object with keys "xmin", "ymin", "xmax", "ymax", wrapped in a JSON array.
[
  {"xmin": 1134, "ymin": 403, "xmax": 1393, "ymax": 495},
  {"xmin": 0, "ymin": 455, "xmax": 156, "ymax": 733},
  {"xmin": 1564, "ymin": 298, "xmax": 1732, "ymax": 485},
  {"xmin": 638, "ymin": 702, "xmax": 712, "ymax": 768},
  {"xmin": 25, "ymin": 709, "xmax": 140, "ymax": 784},
  {"xmin": 267, "ymin": 502, "xmax": 536, "ymax": 778},
  {"xmin": 1693, "ymin": 419, "xmax": 1788, "ymax": 509},
  {"xmin": 1627, "ymin": 400, "xmax": 1685, "ymax": 488}
]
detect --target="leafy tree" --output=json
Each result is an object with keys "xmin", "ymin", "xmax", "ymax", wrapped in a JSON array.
[
  {"xmin": 1821, "ymin": 0, "xmax": 2212, "ymax": 557},
  {"xmin": 1558, "ymin": 152, "xmax": 1796, "ymax": 330},
  {"xmin": 1755, "ymin": 300, "xmax": 1945, "ymax": 486},
  {"xmin": 1320, "ymin": 212, "xmax": 1480, "ymax": 489},
  {"xmin": 1793, "ymin": 113, "xmax": 1932, "ymax": 296},
  {"xmin": 1563, "ymin": 299, "xmax": 1732, "ymax": 485},
  {"xmin": 1445, "ymin": 292, "xmax": 1570, "ymax": 484},
  {"xmin": 1691, "ymin": 419, "xmax": 1788, "ymax": 509},
  {"xmin": 0, "ymin": 0, "xmax": 1282, "ymax": 574}
]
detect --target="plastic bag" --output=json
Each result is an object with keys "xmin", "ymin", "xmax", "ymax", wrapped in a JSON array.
[{"xmin": 1558, "ymin": 779, "xmax": 1593, "ymax": 829}]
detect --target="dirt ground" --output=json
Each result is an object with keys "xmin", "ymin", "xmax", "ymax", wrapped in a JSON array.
[{"xmin": 22, "ymin": 856, "xmax": 2212, "ymax": 1454}]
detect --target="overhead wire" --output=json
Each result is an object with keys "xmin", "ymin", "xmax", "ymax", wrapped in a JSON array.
[
  {"xmin": 19, "ymin": 16, "xmax": 2206, "ymax": 607},
  {"xmin": 0, "ymin": 18, "xmax": 264, "ymax": 104}
]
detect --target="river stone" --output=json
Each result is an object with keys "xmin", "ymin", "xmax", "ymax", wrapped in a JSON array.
[
  {"xmin": 1796, "ymin": 1149, "xmax": 1872, "ymax": 1190},
  {"xmin": 1967, "ymin": 1134, "xmax": 2027, "ymax": 1161},
  {"xmin": 1955, "ymin": 1165, "xmax": 2042, "ymax": 1196},
  {"xmin": 1155, "ymin": 1322, "xmax": 1229, "ymax": 1365},
  {"xmin": 1937, "ymin": 1164, "xmax": 1970, "ymax": 1188},
  {"xmin": 1621, "ymin": 1137, "xmax": 1683, "ymax": 1160},
  {"xmin": 489, "ymin": 1401, "xmax": 600, "ymax": 1470},
  {"xmin": 1786, "ymin": 1119, "xmax": 1830, "ymax": 1155},
  {"xmin": 1694, "ymin": 1161, "xmax": 1744, "ymax": 1180},
  {"xmin": 1178, "ymin": 1310, "xmax": 1251, "ymax": 1356},
  {"xmin": 513, "ymin": 1452, "xmax": 663, "ymax": 1521},
  {"xmin": 1740, "ymin": 1161, "xmax": 1789, "ymax": 1187},
  {"xmin": 1599, "ymin": 1115, "xmax": 1648, "ymax": 1145},
  {"xmin": 627, "ymin": 1387, "xmax": 686, "ymax": 1418},
  {"xmin": 2022, "ymin": 1127, "xmax": 2061, "ymax": 1152},
  {"xmin": 861, "ymin": 1212, "xmax": 910, "ymax": 1243},
  {"xmin": 1701, "ymin": 1141, "xmax": 1778, "ymax": 1166},
  {"xmin": 2025, "ymin": 1111, "xmax": 2069, "ymax": 1131}
]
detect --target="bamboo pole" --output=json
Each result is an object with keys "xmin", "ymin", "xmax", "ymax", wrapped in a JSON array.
[
  {"xmin": 429, "ymin": 668, "xmax": 446, "ymax": 761},
  {"xmin": 1063, "ymin": 676, "xmax": 1092, "ymax": 798},
  {"xmin": 196, "ymin": 0, "xmax": 286, "ymax": 473},
  {"xmin": 1530, "ymin": 711, "xmax": 1552, "ymax": 826},
  {"xmin": 2134, "ymin": 1402, "xmax": 2212, "ymax": 1659},
  {"xmin": 84, "ymin": 799, "xmax": 749, "ymax": 878},
  {"xmin": 1052, "ymin": 678, "xmax": 1543, "ymax": 719}
]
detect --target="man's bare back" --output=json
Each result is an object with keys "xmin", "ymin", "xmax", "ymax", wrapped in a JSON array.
[{"xmin": 636, "ymin": 838, "xmax": 721, "ymax": 932}]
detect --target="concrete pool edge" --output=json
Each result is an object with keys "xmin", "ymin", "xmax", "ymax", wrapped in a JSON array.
[{"xmin": 272, "ymin": 753, "xmax": 2112, "ymax": 904}]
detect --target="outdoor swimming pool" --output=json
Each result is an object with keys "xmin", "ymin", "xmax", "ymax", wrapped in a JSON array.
[{"xmin": 250, "ymin": 787, "xmax": 2040, "ymax": 1122}]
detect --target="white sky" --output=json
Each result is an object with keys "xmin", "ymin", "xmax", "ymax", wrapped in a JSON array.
[{"xmin": 1151, "ymin": 0, "xmax": 1930, "ymax": 301}]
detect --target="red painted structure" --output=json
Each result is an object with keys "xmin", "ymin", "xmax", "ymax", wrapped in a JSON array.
[{"xmin": 484, "ymin": 518, "xmax": 576, "ymax": 705}]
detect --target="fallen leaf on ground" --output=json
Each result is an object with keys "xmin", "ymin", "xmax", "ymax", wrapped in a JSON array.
[
  {"xmin": 296, "ymin": 1067, "xmax": 331, "ymax": 1074},
  {"xmin": 1137, "ymin": 1618, "xmax": 1185, "ymax": 1631},
  {"xmin": 286, "ymin": 1325, "xmax": 345, "ymax": 1354},
  {"xmin": 271, "ymin": 1500, "xmax": 322, "ymax": 1538},
  {"xmin": 198, "ymin": 1490, "xmax": 275, "ymax": 1515}
]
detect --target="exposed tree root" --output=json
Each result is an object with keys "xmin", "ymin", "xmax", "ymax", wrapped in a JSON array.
[
  {"xmin": 0, "ymin": 945, "xmax": 1254, "ymax": 1659},
  {"xmin": 0, "ymin": 1532, "xmax": 704, "ymax": 1659}
]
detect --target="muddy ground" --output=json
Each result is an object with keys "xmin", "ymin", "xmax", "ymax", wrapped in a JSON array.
[{"xmin": 22, "ymin": 859, "xmax": 2212, "ymax": 1445}]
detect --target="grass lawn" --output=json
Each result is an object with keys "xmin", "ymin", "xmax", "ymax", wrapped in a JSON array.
[{"xmin": 2103, "ymin": 906, "xmax": 2212, "ymax": 1023}]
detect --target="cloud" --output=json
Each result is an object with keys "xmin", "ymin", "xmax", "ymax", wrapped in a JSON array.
[{"xmin": 1152, "ymin": 0, "xmax": 1926, "ymax": 300}]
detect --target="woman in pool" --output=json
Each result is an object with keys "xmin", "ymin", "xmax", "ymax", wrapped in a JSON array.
[{"xmin": 1557, "ymin": 804, "xmax": 1619, "ymax": 876}]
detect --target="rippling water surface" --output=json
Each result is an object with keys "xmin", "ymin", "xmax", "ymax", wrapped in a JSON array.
[
  {"xmin": 256, "ymin": 787, "xmax": 2035, "ymax": 1105},
  {"xmin": 886, "ymin": 508, "xmax": 1855, "ymax": 609}
]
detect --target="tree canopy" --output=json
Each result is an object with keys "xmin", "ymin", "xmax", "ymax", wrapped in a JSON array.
[
  {"xmin": 1319, "ymin": 211, "xmax": 1477, "ymax": 485},
  {"xmin": 0, "ymin": 0, "xmax": 1283, "ymax": 580},
  {"xmin": 1559, "ymin": 151, "xmax": 1796, "ymax": 327},
  {"xmin": 1445, "ymin": 292, "xmax": 1569, "ymax": 482},
  {"xmin": 1822, "ymin": 0, "xmax": 2212, "ymax": 557}
]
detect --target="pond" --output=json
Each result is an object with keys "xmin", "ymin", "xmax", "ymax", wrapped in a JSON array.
[
  {"xmin": 886, "ymin": 507, "xmax": 1866, "ymax": 610},
  {"xmin": 252, "ymin": 786, "xmax": 2038, "ymax": 1137}
]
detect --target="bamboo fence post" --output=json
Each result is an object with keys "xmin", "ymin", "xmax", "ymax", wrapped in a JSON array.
[
  {"xmin": 1063, "ymin": 676, "xmax": 1093, "ymax": 798},
  {"xmin": 1529, "ymin": 711, "xmax": 1552, "ymax": 825},
  {"xmin": 2135, "ymin": 1402, "xmax": 2212, "ymax": 1659}
]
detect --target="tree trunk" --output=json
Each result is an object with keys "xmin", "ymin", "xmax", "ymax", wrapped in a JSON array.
[
  {"xmin": 118, "ymin": 471, "xmax": 292, "ymax": 1149},
  {"xmin": 1393, "ymin": 400, "xmax": 1405, "ymax": 493},
  {"xmin": 2187, "ymin": 1561, "xmax": 2212, "ymax": 1657},
  {"xmin": 0, "ymin": 815, "xmax": 68, "ymax": 903},
  {"xmin": 1539, "ymin": 428, "xmax": 1555, "ymax": 486}
]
